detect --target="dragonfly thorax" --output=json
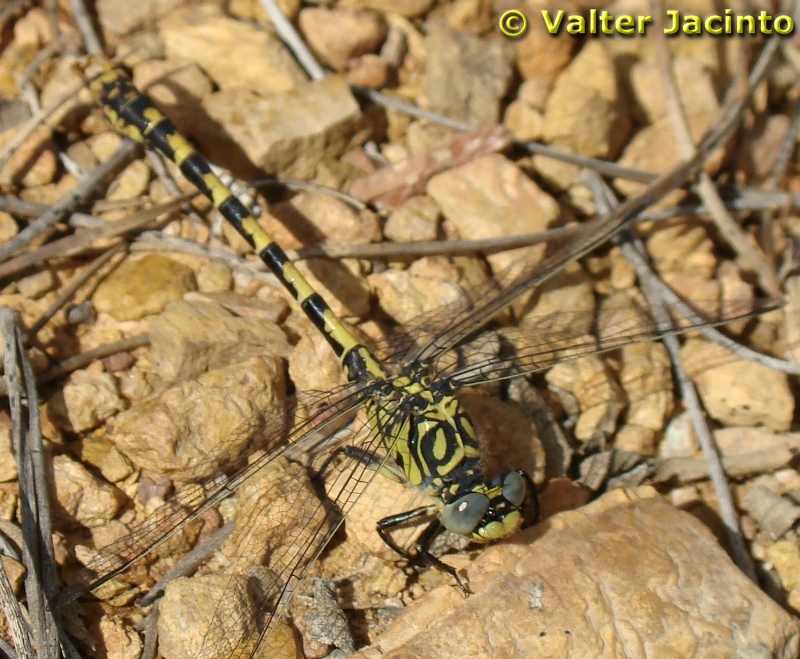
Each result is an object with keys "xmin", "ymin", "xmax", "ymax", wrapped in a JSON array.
[{"xmin": 367, "ymin": 363, "xmax": 528, "ymax": 542}]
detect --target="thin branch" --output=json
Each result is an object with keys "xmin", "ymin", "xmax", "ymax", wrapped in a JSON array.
[
  {"xmin": 651, "ymin": 0, "xmax": 780, "ymax": 295},
  {"xmin": 0, "ymin": 139, "xmax": 140, "ymax": 263},
  {"xmin": 257, "ymin": 0, "xmax": 326, "ymax": 80},
  {"xmin": 589, "ymin": 173, "xmax": 758, "ymax": 582},
  {"xmin": 24, "ymin": 242, "xmax": 128, "ymax": 342},
  {"xmin": 67, "ymin": 0, "xmax": 102, "ymax": 55}
]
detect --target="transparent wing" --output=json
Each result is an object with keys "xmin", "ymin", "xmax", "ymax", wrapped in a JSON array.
[
  {"xmin": 444, "ymin": 294, "xmax": 783, "ymax": 387},
  {"xmin": 52, "ymin": 381, "xmax": 366, "ymax": 610}
]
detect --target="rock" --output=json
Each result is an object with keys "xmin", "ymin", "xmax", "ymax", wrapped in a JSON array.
[
  {"xmin": 615, "ymin": 113, "xmax": 724, "ymax": 197},
  {"xmin": 351, "ymin": 488, "xmax": 800, "ymax": 658},
  {"xmin": 159, "ymin": 5, "xmax": 306, "ymax": 94},
  {"xmin": 72, "ymin": 435, "xmax": 136, "ymax": 484},
  {"xmin": 288, "ymin": 323, "xmax": 347, "ymax": 395},
  {"xmin": 148, "ymin": 299, "xmax": 290, "ymax": 383},
  {"xmin": 132, "ymin": 59, "xmax": 214, "ymax": 136},
  {"xmin": 346, "ymin": 54, "xmax": 390, "ymax": 90},
  {"xmin": 514, "ymin": 5, "xmax": 575, "ymax": 84},
  {"xmin": 647, "ymin": 221, "xmax": 717, "ymax": 279},
  {"xmin": 196, "ymin": 261, "xmax": 233, "ymax": 294},
  {"xmin": 51, "ymin": 455, "xmax": 124, "ymax": 529},
  {"xmin": 546, "ymin": 354, "xmax": 626, "ymax": 442},
  {"xmin": 504, "ymin": 99, "xmax": 544, "ymax": 142},
  {"xmin": 0, "ymin": 212, "xmax": 17, "ymax": 245},
  {"xmin": 108, "ymin": 355, "xmax": 285, "ymax": 481},
  {"xmin": 106, "ymin": 159, "xmax": 151, "ymax": 202},
  {"xmin": 681, "ymin": 338, "xmax": 794, "ymax": 431},
  {"xmin": 742, "ymin": 114, "xmax": 792, "ymax": 180},
  {"xmin": 369, "ymin": 265, "xmax": 466, "ymax": 326},
  {"xmin": 17, "ymin": 268, "xmax": 55, "ymax": 299},
  {"xmin": 93, "ymin": 254, "xmax": 197, "ymax": 322},
  {"xmin": 0, "ymin": 427, "xmax": 17, "ymax": 483},
  {"xmin": 338, "ymin": 0, "xmax": 434, "ymax": 18},
  {"xmin": 766, "ymin": 540, "xmax": 800, "ymax": 601},
  {"xmin": 46, "ymin": 370, "xmax": 127, "ymax": 433},
  {"xmin": 542, "ymin": 41, "xmax": 631, "ymax": 160},
  {"xmin": 94, "ymin": 617, "xmax": 143, "ymax": 659},
  {"xmin": 629, "ymin": 56, "xmax": 720, "ymax": 126},
  {"xmin": 714, "ymin": 427, "xmax": 800, "ymax": 456},
  {"xmin": 658, "ymin": 411, "xmax": 700, "ymax": 459},
  {"xmin": 383, "ymin": 196, "xmax": 440, "ymax": 243},
  {"xmin": 425, "ymin": 26, "xmax": 515, "ymax": 126},
  {"xmin": 426, "ymin": 154, "xmax": 560, "ymax": 274},
  {"xmin": 0, "ymin": 124, "xmax": 56, "ymax": 187},
  {"xmin": 97, "ymin": 0, "xmax": 184, "ymax": 36},
  {"xmin": 267, "ymin": 191, "xmax": 381, "ymax": 249},
  {"xmin": 198, "ymin": 76, "xmax": 366, "ymax": 179},
  {"xmin": 299, "ymin": 7, "xmax": 387, "ymax": 72}
]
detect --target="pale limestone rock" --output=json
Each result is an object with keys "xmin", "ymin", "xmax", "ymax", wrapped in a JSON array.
[
  {"xmin": 159, "ymin": 5, "xmax": 306, "ymax": 94},
  {"xmin": 682, "ymin": 338, "xmax": 794, "ymax": 431},
  {"xmin": 299, "ymin": 7, "xmax": 387, "ymax": 72},
  {"xmin": 352, "ymin": 488, "xmax": 800, "ymax": 658},
  {"xmin": 148, "ymin": 299, "xmax": 290, "ymax": 383},
  {"xmin": 109, "ymin": 355, "xmax": 285, "ymax": 481},
  {"xmin": 424, "ymin": 26, "xmax": 515, "ymax": 126},
  {"xmin": 93, "ymin": 254, "xmax": 197, "ymax": 322},
  {"xmin": 198, "ymin": 77, "xmax": 366, "ymax": 179},
  {"xmin": 427, "ymin": 154, "xmax": 560, "ymax": 274},
  {"xmin": 542, "ymin": 41, "xmax": 631, "ymax": 160},
  {"xmin": 51, "ymin": 455, "xmax": 123, "ymax": 528},
  {"xmin": 47, "ymin": 370, "xmax": 127, "ymax": 433}
]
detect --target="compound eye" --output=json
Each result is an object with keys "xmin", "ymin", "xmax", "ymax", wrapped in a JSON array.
[
  {"xmin": 441, "ymin": 493, "xmax": 490, "ymax": 535},
  {"xmin": 502, "ymin": 471, "xmax": 526, "ymax": 507}
]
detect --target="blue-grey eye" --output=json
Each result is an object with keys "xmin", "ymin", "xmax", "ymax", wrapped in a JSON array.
[
  {"xmin": 502, "ymin": 472, "xmax": 526, "ymax": 507},
  {"xmin": 441, "ymin": 493, "xmax": 490, "ymax": 535}
]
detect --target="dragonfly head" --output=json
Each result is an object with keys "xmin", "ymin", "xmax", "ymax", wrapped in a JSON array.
[{"xmin": 440, "ymin": 470, "xmax": 528, "ymax": 542}]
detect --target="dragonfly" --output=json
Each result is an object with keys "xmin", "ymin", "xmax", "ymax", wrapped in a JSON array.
[{"xmin": 52, "ymin": 61, "xmax": 783, "ymax": 659}]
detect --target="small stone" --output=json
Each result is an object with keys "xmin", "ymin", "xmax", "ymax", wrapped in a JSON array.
[
  {"xmin": 148, "ymin": 299, "xmax": 290, "ymax": 383},
  {"xmin": 646, "ymin": 221, "xmax": 717, "ymax": 279},
  {"xmin": 766, "ymin": 540, "xmax": 800, "ymax": 592},
  {"xmin": 95, "ymin": 617, "xmax": 143, "ymax": 659},
  {"xmin": 346, "ymin": 54, "xmax": 390, "ymax": 90},
  {"xmin": 514, "ymin": 9, "xmax": 575, "ymax": 85},
  {"xmin": 630, "ymin": 56, "xmax": 720, "ymax": 126},
  {"xmin": 109, "ymin": 355, "xmax": 285, "ymax": 481},
  {"xmin": 1, "ymin": 556, "xmax": 25, "ymax": 595},
  {"xmin": 383, "ymin": 196, "xmax": 440, "ymax": 243},
  {"xmin": 196, "ymin": 261, "xmax": 233, "ymax": 293},
  {"xmin": 0, "ymin": 427, "xmax": 17, "ymax": 483},
  {"xmin": 427, "ymin": 154, "xmax": 560, "ymax": 274},
  {"xmin": 73, "ymin": 434, "xmax": 136, "ymax": 484},
  {"xmin": 93, "ymin": 254, "xmax": 197, "ymax": 322},
  {"xmin": 87, "ymin": 131, "xmax": 124, "ymax": 162},
  {"xmin": 102, "ymin": 351, "xmax": 136, "ymax": 373},
  {"xmin": 16, "ymin": 269, "xmax": 55, "ymax": 299},
  {"xmin": 299, "ymin": 7, "xmax": 387, "ymax": 72},
  {"xmin": 542, "ymin": 41, "xmax": 631, "ymax": 160},
  {"xmin": 682, "ymin": 338, "xmax": 794, "ymax": 431},
  {"xmin": 46, "ymin": 370, "xmax": 127, "ymax": 433},
  {"xmin": 0, "ymin": 212, "xmax": 18, "ymax": 244},
  {"xmin": 659, "ymin": 411, "xmax": 699, "ymax": 459},
  {"xmin": 504, "ymin": 99, "xmax": 544, "ymax": 142},
  {"xmin": 338, "ymin": 0, "xmax": 434, "ymax": 18},
  {"xmin": 159, "ymin": 5, "xmax": 306, "ymax": 94},
  {"xmin": 197, "ymin": 76, "xmax": 366, "ymax": 179},
  {"xmin": 97, "ymin": 0, "xmax": 184, "ymax": 36},
  {"xmin": 546, "ymin": 355, "xmax": 626, "ymax": 442},
  {"xmin": 0, "ymin": 125, "xmax": 56, "ymax": 188},
  {"xmin": 743, "ymin": 114, "xmax": 792, "ymax": 180},
  {"xmin": 51, "ymin": 455, "xmax": 123, "ymax": 529},
  {"xmin": 288, "ymin": 322, "xmax": 346, "ymax": 395},
  {"xmin": 369, "ymin": 267, "xmax": 465, "ymax": 326},
  {"xmin": 425, "ymin": 25, "xmax": 515, "ymax": 126},
  {"xmin": 106, "ymin": 159, "xmax": 151, "ymax": 202}
]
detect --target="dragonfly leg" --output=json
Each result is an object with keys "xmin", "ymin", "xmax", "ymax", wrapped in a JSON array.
[{"xmin": 377, "ymin": 509, "xmax": 469, "ymax": 593}]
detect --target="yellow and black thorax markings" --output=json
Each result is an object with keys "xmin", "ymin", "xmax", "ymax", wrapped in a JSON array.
[
  {"xmin": 366, "ymin": 375, "xmax": 482, "ymax": 491},
  {"xmin": 88, "ymin": 68, "xmax": 385, "ymax": 380}
]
